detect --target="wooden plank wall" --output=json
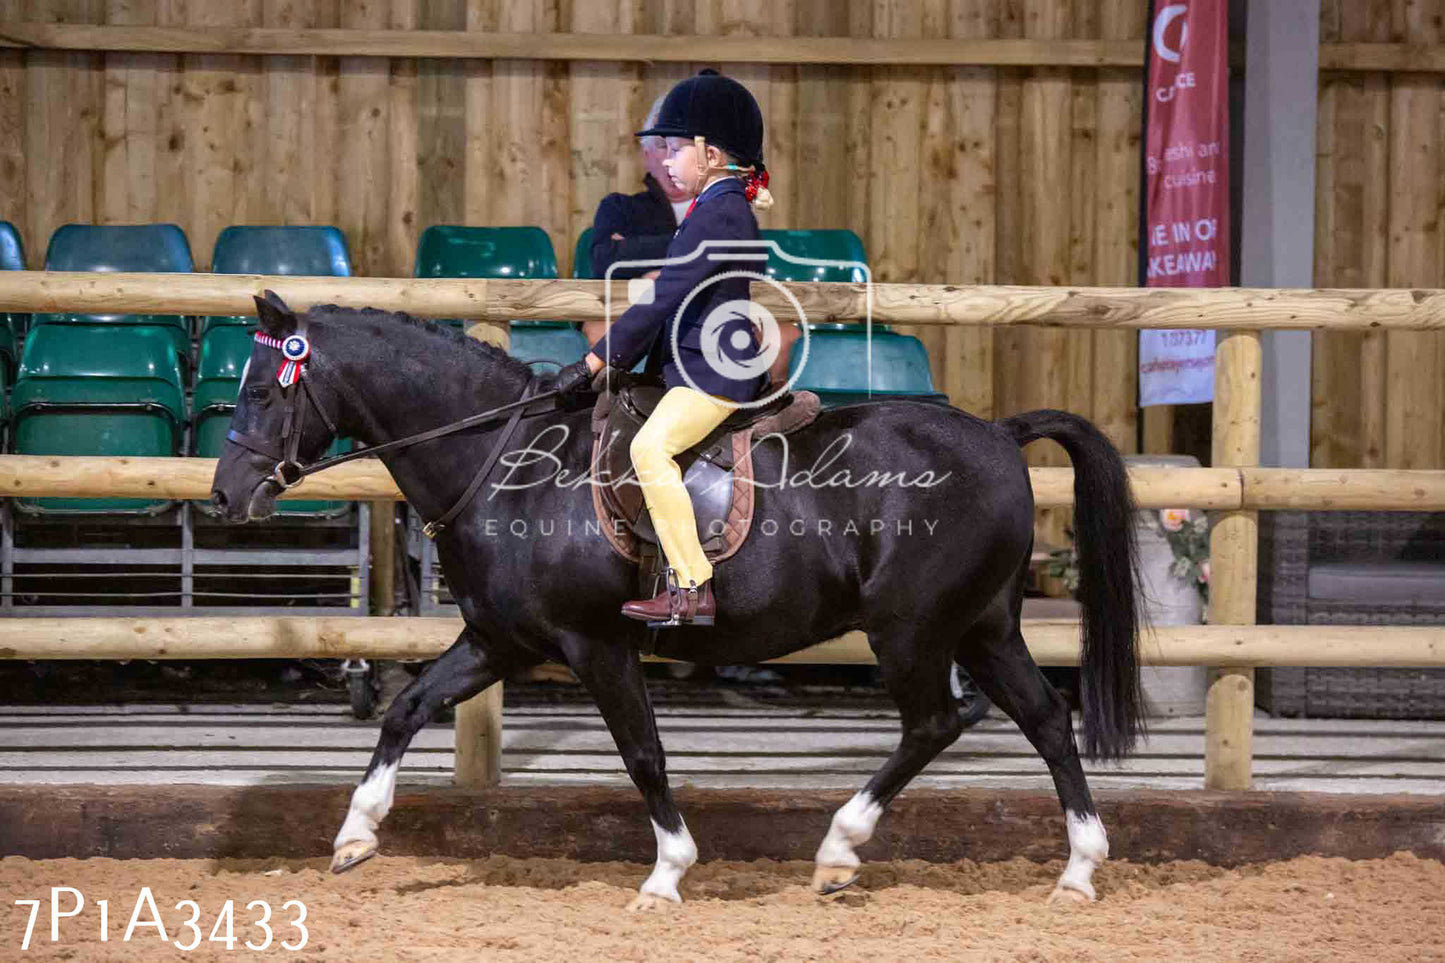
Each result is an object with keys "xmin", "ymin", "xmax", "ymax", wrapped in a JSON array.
[
  {"xmin": 0, "ymin": 0, "xmax": 1145, "ymax": 463},
  {"xmin": 1314, "ymin": 0, "xmax": 1445, "ymax": 470}
]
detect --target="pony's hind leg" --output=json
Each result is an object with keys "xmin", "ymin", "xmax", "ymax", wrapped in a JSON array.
[
  {"xmin": 332, "ymin": 628, "xmax": 536, "ymax": 873},
  {"xmin": 813, "ymin": 620, "xmax": 963, "ymax": 894},
  {"xmin": 955, "ymin": 597, "xmax": 1108, "ymax": 902}
]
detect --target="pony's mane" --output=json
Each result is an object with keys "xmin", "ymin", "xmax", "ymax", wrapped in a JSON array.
[{"xmin": 308, "ymin": 304, "xmax": 536, "ymax": 381}]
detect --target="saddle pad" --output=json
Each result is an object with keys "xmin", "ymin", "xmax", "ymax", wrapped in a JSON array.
[
  {"xmin": 591, "ymin": 428, "xmax": 755, "ymax": 564},
  {"xmin": 588, "ymin": 386, "xmax": 821, "ymax": 565}
]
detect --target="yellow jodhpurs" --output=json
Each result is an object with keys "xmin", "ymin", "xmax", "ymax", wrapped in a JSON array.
[{"xmin": 629, "ymin": 385, "xmax": 734, "ymax": 587}]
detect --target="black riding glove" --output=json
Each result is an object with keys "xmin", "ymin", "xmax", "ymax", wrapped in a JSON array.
[
  {"xmin": 553, "ymin": 359, "xmax": 600, "ymax": 410},
  {"xmin": 554, "ymin": 359, "xmax": 595, "ymax": 396}
]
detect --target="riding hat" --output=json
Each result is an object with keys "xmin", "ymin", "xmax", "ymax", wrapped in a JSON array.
[{"xmin": 636, "ymin": 69, "xmax": 766, "ymax": 170}]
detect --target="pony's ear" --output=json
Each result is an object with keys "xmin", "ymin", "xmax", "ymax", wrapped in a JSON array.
[{"xmin": 253, "ymin": 290, "xmax": 297, "ymax": 338}]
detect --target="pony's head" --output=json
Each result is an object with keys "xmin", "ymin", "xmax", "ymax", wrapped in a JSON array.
[{"xmin": 209, "ymin": 292, "xmax": 343, "ymax": 522}]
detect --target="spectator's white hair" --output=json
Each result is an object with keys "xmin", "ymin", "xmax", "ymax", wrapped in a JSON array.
[{"xmin": 640, "ymin": 93, "xmax": 668, "ymax": 150}]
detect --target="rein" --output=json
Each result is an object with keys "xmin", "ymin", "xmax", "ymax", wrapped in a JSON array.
[{"xmin": 226, "ymin": 315, "xmax": 562, "ymax": 539}]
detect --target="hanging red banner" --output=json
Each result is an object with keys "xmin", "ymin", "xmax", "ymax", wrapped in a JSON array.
[{"xmin": 1139, "ymin": 0, "xmax": 1231, "ymax": 405}]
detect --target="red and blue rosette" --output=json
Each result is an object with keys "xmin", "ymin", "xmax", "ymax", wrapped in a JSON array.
[{"xmin": 278, "ymin": 333, "xmax": 310, "ymax": 387}]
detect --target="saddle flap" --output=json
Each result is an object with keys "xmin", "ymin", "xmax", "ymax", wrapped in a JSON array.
[{"xmin": 588, "ymin": 380, "xmax": 816, "ymax": 567}]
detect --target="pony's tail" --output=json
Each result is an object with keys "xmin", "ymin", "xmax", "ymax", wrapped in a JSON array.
[{"xmin": 999, "ymin": 409, "xmax": 1145, "ymax": 761}]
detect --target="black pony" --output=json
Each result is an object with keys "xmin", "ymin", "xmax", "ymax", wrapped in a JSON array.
[{"xmin": 210, "ymin": 296, "xmax": 1143, "ymax": 909}]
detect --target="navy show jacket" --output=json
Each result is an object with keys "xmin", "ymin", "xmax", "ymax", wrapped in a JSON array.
[
  {"xmin": 588, "ymin": 174, "xmax": 680, "ymax": 280},
  {"xmin": 588, "ymin": 177, "xmax": 767, "ymax": 404}
]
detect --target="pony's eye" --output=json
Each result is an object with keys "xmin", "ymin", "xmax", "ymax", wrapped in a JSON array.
[{"xmin": 243, "ymin": 385, "xmax": 270, "ymax": 403}]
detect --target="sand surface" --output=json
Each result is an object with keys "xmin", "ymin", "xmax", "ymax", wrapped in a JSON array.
[{"xmin": 3, "ymin": 852, "xmax": 1443, "ymax": 961}]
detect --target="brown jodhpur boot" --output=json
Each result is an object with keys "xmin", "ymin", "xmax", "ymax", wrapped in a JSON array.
[{"xmin": 621, "ymin": 571, "xmax": 716, "ymax": 628}]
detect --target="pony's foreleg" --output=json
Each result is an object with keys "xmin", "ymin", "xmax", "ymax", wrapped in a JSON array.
[
  {"xmin": 956, "ymin": 615, "xmax": 1108, "ymax": 902},
  {"xmin": 332, "ymin": 629, "xmax": 535, "ymax": 873},
  {"xmin": 814, "ymin": 627, "xmax": 963, "ymax": 894},
  {"xmin": 566, "ymin": 639, "xmax": 695, "ymax": 911}
]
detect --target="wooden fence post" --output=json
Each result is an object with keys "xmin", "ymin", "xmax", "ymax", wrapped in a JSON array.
[
  {"xmin": 369, "ymin": 502, "xmax": 395, "ymax": 615},
  {"xmin": 1205, "ymin": 330, "xmax": 1262, "ymax": 790},
  {"xmin": 451, "ymin": 321, "xmax": 511, "ymax": 787},
  {"xmin": 454, "ymin": 684, "xmax": 504, "ymax": 787}
]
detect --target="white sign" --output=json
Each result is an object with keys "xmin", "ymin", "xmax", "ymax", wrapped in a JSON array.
[{"xmin": 1139, "ymin": 328, "xmax": 1215, "ymax": 406}]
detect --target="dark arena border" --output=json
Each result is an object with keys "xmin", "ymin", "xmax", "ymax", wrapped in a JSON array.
[{"xmin": 3, "ymin": 784, "xmax": 1443, "ymax": 865}]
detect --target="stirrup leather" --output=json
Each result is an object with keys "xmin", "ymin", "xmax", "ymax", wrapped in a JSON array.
[{"xmin": 646, "ymin": 567, "xmax": 712, "ymax": 628}]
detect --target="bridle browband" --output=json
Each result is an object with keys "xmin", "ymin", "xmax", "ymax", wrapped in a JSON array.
[{"xmin": 226, "ymin": 314, "xmax": 561, "ymax": 539}]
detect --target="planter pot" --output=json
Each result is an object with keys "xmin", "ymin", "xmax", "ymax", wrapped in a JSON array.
[{"xmin": 1126, "ymin": 454, "xmax": 1209, "ymax": 717}]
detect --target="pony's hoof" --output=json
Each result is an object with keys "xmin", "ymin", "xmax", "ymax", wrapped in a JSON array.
[
  {"xmin": 1048, "ymin": 883, "xmax": 1094, "ymax": 905},
  {"xmin": 626, "ymin": 892, "xmax": 678, "ymax": 912},
  {"xmin": 812, "ymin": 865, "xmax": 859, "ymax": 896},
  {"xmin": 330, "ymin": 839, "xmax": 378, "ymax": 874}
]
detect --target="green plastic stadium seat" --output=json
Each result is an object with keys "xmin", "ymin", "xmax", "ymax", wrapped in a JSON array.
[
  {"xmin": 192, "ymin": 325, "xmax": 257, "ymax": 460},
  {"xmin": 758, "ymin": 229, "xmax": 889, "ymax": 334},
  {"xmin": 0, "ymin": 312, "xmax": 16, "ymax": 380},
  {"xmin": 760, "ymin": 229, "xmax": 868, "ymax": 283},
  {"xmin": 507, "ymin": 322, "xmax": 589, "ymax": 373},
  {"xmin": 787, "ymin": 327, "xmax": 949, "ymax": 408},
  {"xmin": 414, "ymin": 225, "xmax": 579, "ymax": 359},
  {"xmin": 0, "ymin": 220, "xmax": 22, "ymax": 271},
  {"xmin": 415, "ymin": 226, "xmax": 558, "ymax": 280},
  {"xmin": 213, "ymin": 225, "xmax": 353, "ymax": 277},
  {"xmin": 35, "ymin": 224, "xmax": 194, "ymax": 359},
  {"xmin": 203, "ymin": 226, "xmax": 355, "ymax": 332},
  {"xmin": 0, "ymin": 221, "xmax": 24, "ymax": 377},
  {"xmin": 573, "ymin": 227, "xmax": 595, "ymax": 279},
  {"xmin": 0, "ymin": 316, "xmax": 16, "ymax": 380},
  {"xmin": 12, "ymin": 325, "xmax": 186, "ymax": 514},
  {"xmin": 45, "ymin": 223, "xmax": 193, "ymax": 274}
]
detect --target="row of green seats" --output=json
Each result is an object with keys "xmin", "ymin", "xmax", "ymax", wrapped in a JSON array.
[{"xmin": 5, "ymin": 225, "xmax": 353, "ymax": 516}]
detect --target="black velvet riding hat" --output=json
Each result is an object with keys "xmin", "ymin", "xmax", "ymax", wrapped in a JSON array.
[{"xmin": 636, "ymin": 69, "xmax": 766, "ymax": 170}]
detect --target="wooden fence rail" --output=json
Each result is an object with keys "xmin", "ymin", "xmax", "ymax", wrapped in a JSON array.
[
  {"xmin": 0, "ymin": 24, "xmax": 1145, "ymax": 66},
  {"xmin": 1, "ymin": 24, "xmax": 1442, "ymax": 73},
  {"xmin": 2, "ymin": 273, "xmax": 1444, "ymax": 792},
  {"xmin": 5, "ymin": 456, "xmax": 1444, "ymax": 512},
  {"xmin": 0, "ymin": 618, "xmax": 1440, "ymax": 667},
  {"xmin": 6, "ymin": 272, "xmax": 1445, "ymax": 330}
]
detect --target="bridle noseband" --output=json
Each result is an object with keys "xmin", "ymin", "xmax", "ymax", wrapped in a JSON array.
[{"xmin": 227, "ymin": 316, "xmax": 561, "ymax": 538}]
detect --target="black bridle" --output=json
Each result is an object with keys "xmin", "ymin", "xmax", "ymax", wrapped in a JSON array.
[{"xmin": 225, "ymin": 314, "xmax": 561, "ymax": 539}]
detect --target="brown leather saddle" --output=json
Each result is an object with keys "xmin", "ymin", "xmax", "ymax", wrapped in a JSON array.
[{"xmin": 589, "ymin": 377, "xmax": 821, "ymax": 569}]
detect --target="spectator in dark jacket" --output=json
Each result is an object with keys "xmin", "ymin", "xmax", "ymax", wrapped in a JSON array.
[{"xmin": 583, "ymin": 95, "xmax": 695, "ymax": 344}]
